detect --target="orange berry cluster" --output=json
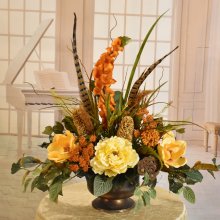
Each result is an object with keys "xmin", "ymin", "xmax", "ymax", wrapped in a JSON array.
[
  {"xmin": 92, "ymin": 38, "xmax": 124, "ymax": 125},
  {"xmin": 141, "ymin": 129, "xmax": 160, "ymax": 147},
  {"xmin": 141, "ymin": 114, "xmax": 160, "ymax": 147},
  {"xmin": 133, "ymin": 111, "xmax": 160, "ymax": 147},
  {"xmin": 69, "ymin": 135, "xmax": 96, "ymax": 173},
  {"xmin": 143, "ymin": 114, "xmax": 158, "ymax": 129}
]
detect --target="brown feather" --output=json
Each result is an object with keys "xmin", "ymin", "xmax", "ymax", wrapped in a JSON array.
[{"xmin": 127, "ymin": 46, "xmax": 178, "ymax": 108}]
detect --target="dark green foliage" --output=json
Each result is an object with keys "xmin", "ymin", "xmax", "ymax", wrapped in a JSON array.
[
  {"xmin": 119, "ymin": 36, "xmax": 131, "ymax": 47},
  {"xmin": 168, "ymin": 174, "xmax": 183, "ymax": 193},
  {"xmin": 31, "ymin": 175, "xmax": 49, "ymax": 192},
  {"xmin": 40, "ymin": 142, "xmax": 50, "ymax": 149},
  {"xmin": 49, "ymin": 177, "xmax": 63, "ymax": 202},
  {"xmin": 133, "ymin": 115, "xmax": 142, "ymax": 129},
  {"xmin": 11, "ymin": 161, "xmax": 21, "ymax": 174},
  {"xmin": 185, "ymin": 170, "xmax": 203, "ymax": 183},
  {"xmin": 114, "ymin": 91, "xmax": 123, "ymax": 113},
  {"xmin": 167, "ymin": 165, "xmax": 204, "ymax": 202},
  {"xmin": 53, "ymin": 121, "xmax": 64, "ymax": 134},
  {"xmin": 11, "ymin": 156, "xmax": 42, "ymax": 174},
  {"xmin": 62, "ymin": 116, "xmax": 77, "ymax": 133},
  {"xmin": 20, "ymin": 156, "xmax": 41, "ymax": 168},
  {"xmin": 42, "ymin": 126, "xmax": 53, "ymax": 135}
]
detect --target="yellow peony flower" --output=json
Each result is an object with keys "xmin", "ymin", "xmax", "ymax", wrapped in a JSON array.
[
  {"xmin": 47, "ymin": 130, "xmax": 76, "ymax": 163},
  {"xmin": 90, "ymin": 136, "xmax": 139, "ymax": 177},
  {"xmin": 158, "ymin": 133, "xmax": 187, "ymax": 168}
]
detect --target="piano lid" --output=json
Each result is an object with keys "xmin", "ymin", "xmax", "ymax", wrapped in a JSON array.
[{"xmin": 3, "ymin": 19, "xmax": 53, "ymax": 85}]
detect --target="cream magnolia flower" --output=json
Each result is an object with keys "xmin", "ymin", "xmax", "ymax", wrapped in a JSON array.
[
  {"xmin": 158, "ymin": 133, "xmax": 187, "ymax": 168},
  {"xmin": 161, "ymin": 131, "xmax": 175, "ymax": 145},
  {"xmin": 90, "ymin": 136, "xmax": 139, "ymax": 177},
  {"xmin": 47, "ymin": 130, "xmax": 76, "ymax": 163}
]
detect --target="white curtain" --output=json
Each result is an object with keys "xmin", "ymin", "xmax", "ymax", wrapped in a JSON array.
[{"xmin": 205, "ymin": 0, "xmax": 220, "ymax": 122}]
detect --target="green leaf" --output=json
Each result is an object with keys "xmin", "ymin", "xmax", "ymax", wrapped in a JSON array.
[
  {"xmin": 134, "ymin": 197, "xmax": 144, "ymax": 211},
  {"xmin": 23, "ymin": 178, "xmax": 32, "ymax": 192},
  {"xmin": 148, "ymin": 188, "xmax": 156, "ymax": 199},
  {"xmin": 53, "ymin": 122, "xmax": 64, "ymax": 134},
  {"xmin": 143, "ymin": 172, "xmax": 149, "ymax": 185},
  {"xmin": 45, "ymin": 169, "xmax": 61, "ymax": 182},
  {"xmin": 93, "ymin": 175, "xmax": 113, "ymax": 197},
  {"xmin": 185, "ymin": 170, "xmax": 203, "ymax": 183},
  {"xmin": 142, "ymin": 191, "xmax": 150, "ymax": 206},
  {"xmin": 168, "ymin": 175, "xmax": 183, "ymax": 193},
  {"xmin": 207, "ymin": 170, "xmax": 215, "ymax": 179},
  {"xmin": 212, "ymin": 158, "xmax": 216, "ymax": 165},
  {"xmin": 11, "ymin": 162, "xmax": 21, "ymax": 174},
  {"xmin": 32, "ymin": 167, "xmax": 41, "ymax": 176},
  {"xmin": 146, "ymin": 81, "xmax": 167, "ymax": 105},
  {"xmin": 147, "ymin": 178, "xmax": 157, "ymax": 188},
  {"xmin": 133, "ymin": 115, "xmax": 142, "ymax": 129},
  {"xmin": 62, "ymin": 116, "xmax": 77, "ymax": 133},
  {"xmin": 31, "ymin": 176, "xmax": 39, "ymax": 192},
  {"xmin": 22, "ymin": 170, "xmax": 30, "ymax": 185},
  {"xmin": 124, "ymin": 11, "xmax": 168, "ymax": 103},
  {"xmin": 40, "ymin": 142, "xmax": 50, "ymax": 149},
  {"xmin": 176, "ymin": 128, "xmax": 185, "ymax": 134},
  {"xmin": 89, "ymin": 80, "xmax": 95, "ymax": 91},
  {"xmin": 183, "ymin": 186, "xmax": 195, "ymax": 204},
  {"xmin": 41, "ymin": 161, "xmax": 53, "ymax": 174},
  {"xmin": 105, "ymin": 94, "xmax": 112, "ymax": 122},
  {"xmin": 218, "ymin": 165, "xmax": 220, "ymax": 170},
  {"xmin": 42, "ymin": 126, "xmax": 53, "ymax": 135},
  {"xmin": 31, "ymin": 176, "xmax": 49, "ymax": 192},
  {"xmin": 20, "ymin": 156, "xmax": 41, "ymax": 168},
  {"xmin": 134, "ymin": 187, "xmax": 143, "ymax": 197},
  {"xmin": 114, "ymin": 91, "xmax": 123, "ymax": 113},
  {"xmin": 119, "ymin": 36, "xmax": 131, "ymax": 47},
  {"xmin": 49, "ymin": 179, "xmax": 63, "ymax": 202},
  {"xmin": 178, "ymin": 187, "xmax": 183, "ymax": 195}
]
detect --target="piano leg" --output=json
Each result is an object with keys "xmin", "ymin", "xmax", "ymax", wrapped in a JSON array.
[
  {"xmin": 27, "ymin": 110, "xmax": 32, "ymax": 148},
  {"xmin": 17, "ymin": 109, "xmax": 24, "ymax": 157}
]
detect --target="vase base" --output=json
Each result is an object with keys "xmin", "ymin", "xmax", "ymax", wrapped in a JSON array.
[{"xmin": 92, "ymin": 197, "xmax": 135, "ymax": 213}]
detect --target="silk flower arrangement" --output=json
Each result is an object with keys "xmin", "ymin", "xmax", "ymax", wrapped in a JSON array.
[{"xmin": 11, "ymin": 12, "xmax": 219, "ymax": 212}]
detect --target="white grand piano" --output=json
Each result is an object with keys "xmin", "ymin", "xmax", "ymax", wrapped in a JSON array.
[{"xmin": 3, "ymin": 19, "xmax": 79, "ymax": 156}]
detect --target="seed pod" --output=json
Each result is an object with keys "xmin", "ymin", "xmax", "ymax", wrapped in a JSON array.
[
  {"xmin": 117, "ymin": 116, "xmax": 134, "ymax": 142},
  {"xmin": 137, "ymin": 156, "xmax": 159, "ymax": 180},
  {"xmin": 77, "ymin": 106, "xmax": 94, "ymax": 133},
  {"xmin": 72, "ymin": 109, "xmax": 87, "ymax": 136}
]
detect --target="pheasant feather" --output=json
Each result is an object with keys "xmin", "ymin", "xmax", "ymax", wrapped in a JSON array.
[
  {"xmin": 72, "ymin": 13, "xmax": 92, "ymax": 113},
  {"xmin": 127, "ymin": 46, "xmax": 178, "ymax": 108}
]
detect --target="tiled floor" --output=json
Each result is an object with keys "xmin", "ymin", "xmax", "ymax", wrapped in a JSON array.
[{"xmin": 0, "ymin": 135, "xmax": 220, "ymax": 220}]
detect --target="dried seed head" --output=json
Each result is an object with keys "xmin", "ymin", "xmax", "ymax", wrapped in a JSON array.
[
  {"xmin": 137, "ymin": 156, "xmax": 159, "ymax": 180},
  {"xmin": 72, "ymin": 109, "xmax": 87, "ymax": 135},
  {"xmin": 117, "ymin": 116, "xmax": 134, "ymax": 141}
]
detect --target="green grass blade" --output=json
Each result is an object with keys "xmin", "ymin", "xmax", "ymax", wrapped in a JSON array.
[{"xmin": 124, "ymin": 11, "xmax": 168, "ymax": 103}]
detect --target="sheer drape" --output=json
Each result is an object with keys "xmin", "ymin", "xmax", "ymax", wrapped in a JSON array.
[{"xmin": 205, "ymin": 0, "xmax": 220, "ymax": 122}]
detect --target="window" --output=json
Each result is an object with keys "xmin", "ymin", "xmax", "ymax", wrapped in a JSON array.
[{"xmin": 93, "ymin": 0, "xmax": 174, "ymax": 118}]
